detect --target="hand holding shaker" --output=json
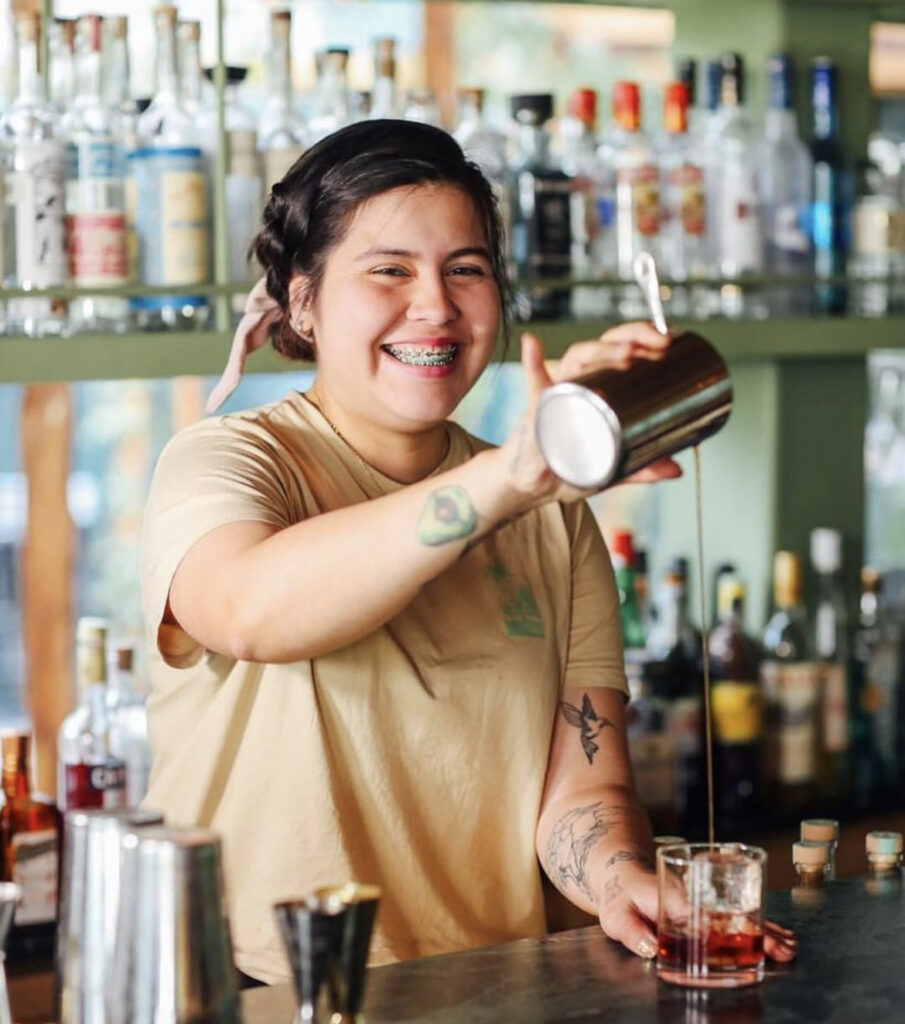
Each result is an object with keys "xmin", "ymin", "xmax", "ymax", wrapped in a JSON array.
[{"xmin": 535, "ymin": 253, "xmax": 733, "ymax": 490}]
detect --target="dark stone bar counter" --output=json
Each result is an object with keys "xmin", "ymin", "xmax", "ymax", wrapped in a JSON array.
[{"xmin": 242, "ymin": 876, "xmax": 904, "ymax": 1022}]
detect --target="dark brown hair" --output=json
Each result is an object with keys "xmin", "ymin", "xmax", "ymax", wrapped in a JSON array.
[{"xmin": 251, "ymin": 118, "xmax": 510, "ymax": 361}]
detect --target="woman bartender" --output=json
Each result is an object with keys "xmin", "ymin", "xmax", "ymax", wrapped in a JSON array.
[{"xmin": 140, "ymin": 119, "xmax": 796, "ymax": 984}]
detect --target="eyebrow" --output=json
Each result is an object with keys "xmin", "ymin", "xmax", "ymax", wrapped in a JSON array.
[{"xmin": 354, "ymin": 246, "xmax": 493, "ymax": 262}]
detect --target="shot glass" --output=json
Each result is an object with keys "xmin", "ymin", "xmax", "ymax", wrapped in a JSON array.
[{"xmin": 656, "ymin": 843, "xmax": 766, "ymax": 989}]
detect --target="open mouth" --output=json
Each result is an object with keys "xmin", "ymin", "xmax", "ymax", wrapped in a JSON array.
[{"xmin": 382, "ymin": 343, "xmax": 459, "ymax": 368}]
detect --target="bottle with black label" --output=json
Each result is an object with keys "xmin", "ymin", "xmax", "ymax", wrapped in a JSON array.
[
  {"xmin": 57, "ymin": 617, "xmax": 127, "ymax": 811},
  {"xmin": 507, "ymin": 93, "xmax": 572, "ymax": 320}
]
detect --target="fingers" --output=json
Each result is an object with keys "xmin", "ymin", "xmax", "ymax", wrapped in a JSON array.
[
  {"xmin": 520, "ymin": 332, "xmax": 553, "ymax": 405},
  {"xmin": 620, "ymin": 457, "xmax": 683, "ymax": 485},
  {"xmin": 765, "ymin": 921, "xmax": 798, "ymax": 962},
  {"xmin": 600, "ymin": 904, "xmax": 658, "ymax": 960},
  {"xmin": 600, "ymin": 320, "xmax": 673, "ymax": 349},
  {"xmin": 556, "ymin": 322, "xmax": 672, "ymax": 382}
]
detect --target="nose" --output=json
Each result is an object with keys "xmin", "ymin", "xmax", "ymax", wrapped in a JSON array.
[{"xmin": 406, "ymin": 271, "xmax": 459, "ymax": 325}]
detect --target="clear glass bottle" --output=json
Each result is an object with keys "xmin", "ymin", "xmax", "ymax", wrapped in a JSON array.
[
  {"xmin": 659, "ymin": 81, "xmax": 711, "ymax": 318},
  {"xmin": 307, "ymin": 48, "xmax": 351, "ymax": 143},
  {"xmin": 608, "ymin": 80, "xmax": 662, "ymax": 317},
  {"xmin": 0, "ymin": 731, "xmax": 62, "ymax": 960},
  {"xmin": 49, "ymin": 18, "xmax": 76, "ymax": 116},
  {"xmin": 761, "ymin": 551, "xmax": 820, "ymax": 811},
  {"xmin": 403, "ymin": 88, "xmax": 441, "ymax": 127},
  {"xmin": 714, "ymin": 53, "xmax": 766, "ymax": 318},
  {"xmin": 369, "ymin": 37, "xmax": 399, "ymax": 120},
  {"xmin": 1, "ymin": 13, "xmax": 68, "ymax": 337},
  {"xmin": 800, "ymin": 818, "xmax": 839, "ymax": 878},
  {"xmin": 809, "ymin": 527, "xmax": 850, "ymax": 797},
  {"xmin": 259, "ymin": 9, "xmax": 306, "ymax": 190},
  {"xmin": 508, "ymin": 93, "xmax": 572, "ymax": 321},
  {"xmin": 791, "ymin": 839, "xmax": 830, "ymax": 908},
  {"xmin": 57, "ymin": 617, "xmax": 127, "ymax": 812},
  {"xmin": 759, "ymin": 54, "xmax": 812, "ymax": 316},
  {"xmin": 63, "ymin": 14, "xmax": 129, "ymax": 333},
  {"xmin": 131, "ymin": 5, "xmax": 209, "ymax": 330},
  {"xmin": 107, "ymin": 644, "xmax": 152, "ymax": 809},
  {"xmin": 177, "ymin": 19, "xmax": 207, "ymax": 125},
  {"xmin": 866, "ymin": 830, "xmax": 902, "ymax": 873},
  {"xmin": 559, "ymin": 87, "xmax": 614, "ymax": 318},
  {"xmin": 453, "ymin": 88, "xmax": 506, "ymax": 181}
]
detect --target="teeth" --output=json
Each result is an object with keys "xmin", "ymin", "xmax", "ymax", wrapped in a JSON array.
[{"xmin": 384, "ymin": 344, "xmax": 458, "ymax": 367}]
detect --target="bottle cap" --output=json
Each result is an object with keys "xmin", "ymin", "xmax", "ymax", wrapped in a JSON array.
[
  {"xmin": 374, "ymin": 36, "xmax": 396, "ymax": 77},
  {"xmin": 801, "ymin": 818, "xmax": 839, "ymax": 843},
  {"xmin": 793, "ymin": 840, "xmax": 830, "ymax": 867},
  {"xmin": 77, "ymin": 616, "xmax": 108, "ymax": 646},
  {"xmin": 510, "ymin": 94, "xmax": 554, "ymax": 125},
  {"xmin": 457, "ymin": 87, "xmax": 485, "ymax": 111},
  {"xmin": 867, "ymin": 831, "xmax": 903, "ymax": 856},
  {"xmin": 153, "ymin": 5, "xmax": 178, "ymax": 25},
  {"xmin": 676, "ymin": 58, "xmax": 697, "ymax": 106},
  {"xmin": 861, "ymin": 566, "xmax": 880, "ymax": 592},
  {"xmin": 717, "ymin": 576, "xmax": 745, "ymax": 613},
  {"xmin": 811, "ymin": 528, "xmax": 842, "ymax": 573},
  {"xmin": 0, "ymin": 731, "xmax": 30, "ymax": 773},
  {"xmin": 773, "ymin": 551, "xmax": 802, "ymax": 607},
  {"xmin": 106, "ymin": 15, "xmax": 128, "ymax": 39},
  {"xmin": 113, "ymin": 646, "xmax": 135, "ymax": 671},
  {"xmin": 610, "ymin": 530, "xmax": 635, "ymax": 568},
  {"xmin": 612, "ymin": 81, "xmax": 640, "ymax": 130},
  {"xmin": 568, "ymin": 87, "xmax": 597, "ymax": 129},
  {"xmin": 176, "ymin": 19, "xmax": 201, "ymax": 42}
]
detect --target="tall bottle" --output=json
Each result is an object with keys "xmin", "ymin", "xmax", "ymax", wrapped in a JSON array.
[
  {"xmin": 708, "ymin": 576, "xmax": 763, "ymax": 828},
  {"xmin": 659, "ymin": 81, "xmax": 711, "ymax": 318},
  {"xmin": 810, "ymin": 527, "xmax": 850, "ymax": 797},
  {"xmin": 508, "ymin": 93, "xmax": 572, "ymax": 321},
  {"xmin": 370, "ymin": 37, "xmax": 399, "ymax": 120},
  {"xmin": 259, "ymin": 9, "xmax": 306, "ymax": 190},
  {"xmin": 307, "ymin": 48, "xmax": 351, "ymax": 143},
  {"xmin": 107, "ymin": 644, "xmax": 152, "ymax": 808},
  {"xmin": 132, "ymin": 5, "xmax": 209, "ymax": 330},
  {"xmin": 609, "ymin": 81, "xmax": 662, "ymax": 316},
  {"xmin": 761, "ymin": 551, "xmax": 820, "ymax": 812},
  {"xmin": 57, "ymin": 617, "xmax": 128, "ymax": 811},
  {"xmin": 559, "ymin": 87, "xmax": 614, "ymax": 318},
  {"xmin": 714, "ymin": 53, "xmax": 765, "ymax": 318},
  {"xmin": 760, "ymin": 54, "xmax": 812, "ymax": 315},
  {"xmin": 0, "ymin": 731, "xmax": 62, "ymax": 960},
  {"xmin": 810, "ymin": 57, "xmax": 849, "ymax": 314},
  {"xmin": 453, "ymin": 88, "xmax": 506, "ymax": 182},
  {"xmin": 63, "ymin": 14, "xmax": 129, "ymax": 333},
  {"xmin": 49, "ymin": 18, "xmax": 76, "ymax": 116},
  {"xmin": 1, "ymin": 13, "xmax": 68, "ymax": 337},
  {"xmin": 611, "ymin": 529, "xmax": 647, "ymax": 652}
]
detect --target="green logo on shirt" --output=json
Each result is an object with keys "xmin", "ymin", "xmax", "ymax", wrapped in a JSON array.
[{"xmin": 486, "ymin": 562, "xmax": 545, "ymax": 638}]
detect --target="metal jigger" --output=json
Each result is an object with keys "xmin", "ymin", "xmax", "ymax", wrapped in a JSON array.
[
  {"xmin": 0, "ymin": 883, "xmax": 21, "ymax": 1024},
  {"xmin": 275, "ymin": 883, "xmax": 381, "ymax": 1024}
]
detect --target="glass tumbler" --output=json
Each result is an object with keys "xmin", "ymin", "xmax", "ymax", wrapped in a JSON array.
[{"xmin": 657, "ymin": 843, "xmax": 766, "ymax": 989}]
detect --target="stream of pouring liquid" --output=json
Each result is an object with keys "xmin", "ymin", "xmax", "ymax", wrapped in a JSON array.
[{"xmin": 693, "ymin": 445, "xmax": 716, "ymax": 847}]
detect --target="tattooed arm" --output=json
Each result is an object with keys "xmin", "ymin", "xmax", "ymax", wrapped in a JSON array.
[{"xmin": 537, "ymin": 686, "xmax": 659, "ymax": 958}]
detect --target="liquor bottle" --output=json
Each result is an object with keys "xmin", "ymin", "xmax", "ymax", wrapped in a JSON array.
[
  {"xmin": 63, "ymin": 14, "xmax": 129, "ymax": 333},
  {"xmin": 609, "ymin": 81, "xmax": 662, "ymax": 317},
  {"xmin": 809, "ymin": 527, "xmax": 850, "ymax": 797},
  {"xmin": 675, "ymin": 58, "xmax": 700, "ymax": 136},
  {"xmin": 850, "ymin": 158, "xmax": 895, "ymax": 317},
  {"xmin": 625, "ymin": 667, "xmax": 678, "ymax": 835},
  {"xmin": 369, "ymin": 38, "xmax": 399, "ymax": 120},
  {"xmin": 714, "ymin": 54, "xmax": 765, "ymax": 318},
  {"xmin": 0, "ymin": 731, "xmax": 62, "ymax": 960},
  {"xmin": 453, "ymin": 88, "xmax": 506, "ymax": 181},
  {"xmin": 761, "ymin": 551, "xmax": 820, "ymax": 811},
  {"xmin": 810, "ymin": 57, "xmax": 849, "ymax": 314},
  {"xmin": 760, "ymin": 54, "xmax": 812, "ymax": 315},
  {"xmin": 259, "ymin": 9, "xmax": 306, "ymax": 190},
  {"xmin": 307, "ymin": 48, "xmax": 351, "ymax": 143},
  {"xmin": 0, "ymin": 13, "xmax": 68, "ymax": 337},
  {"xmin": 57, "ymin": 617, "xmax": 128, "ymax": 811},
  {"xmin": 708, "ymin": 576, "xmax": 763, "ymax": 828},
  {"xmin": 559, "ymin": 87, "xmax": 614, "ymax": 318},
  {"xmin": 645, "ymin": 559, "xmax": 705, "ymax": 831},
  {"xmin": 790, "ymin": 840, "xmax": 829, "ymax": 909},
  {"xmin": 507, "ymin": 93, "xmax": 572, "ymax": 321},
  {"xmin": 611, "ymin": 530, "xmax": 647, "ymax": 652},
  {"xmin": 107, "ymin": 644, "xmax": 152, "ymax": 808},
  {"xmin": 659, "ymin": 81, "xmax": 710, "ymax": 318},
  {"xmin": 49, "ymin": 18, "xmax": 76, "ymax": 115},
  {"xmin": 403, "ymin": 88, "xmax": 442, "ymax": 127},
  {"xmin": 177, "ymin": 20, "xmax": 206, "ymax": 123},
  {"xmin": 132, "ymin": 5, "xmax": 209, "ymax": 331},
  {"xmin": 800, "ymin": 817, "xmax": 839, "ymax": 879}
]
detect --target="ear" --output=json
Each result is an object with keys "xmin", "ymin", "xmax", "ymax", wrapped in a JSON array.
[{"xmin": 287, "ymin": 274, "xmax": 314, "ymax": 336}]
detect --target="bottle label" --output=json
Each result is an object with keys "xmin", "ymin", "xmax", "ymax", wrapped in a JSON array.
[
  {"xmin": 64, "ymin": 759, "xmax": 127, "ymax": 811},
  {"xmin": 68, "ymin": 212, "xmax": 129, "ymax": 285},
  {"xmin": 718, "ymin": 165, "xmax": 763, "ymax": 271},
  {"xmin": 821, "ymin": 662, "xmax": 849, "ymax": 754},
  {"xmin": 711, "ymin": 681, "xmax": 762, "ymax": 744},
  {"xmin": 619, "ymin": 164, "xmax": 661, "ymax": 237},
  {"xmin": 670, "ymin": 163, "xmax": 706, "ymax": 237},
  {"xmin": 9, "ymin": 140, "xmax": 67, "ymax": 287},
  {"xmin": 761, "ymin": 661, "xmax": 820, "ymax": 784},
  {"xmin": 773, "ymin": 203, "xmax": 810, "ymax": 255},
  {"xmin": 531, "ymin": 179, "xmax": 572, "ymax": 274},
  {"xmin": 10, "ymin": 830, "xmax": 58, "ymax": 926}
]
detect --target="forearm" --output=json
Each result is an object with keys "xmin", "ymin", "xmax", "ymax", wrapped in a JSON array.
[
  {"xmin": 211, "ymin": 447, "xmax": 527, "ymax": 662},
  {"xmin": 536, "ymin": 783, "xmax": 654, "ymax": 917}
]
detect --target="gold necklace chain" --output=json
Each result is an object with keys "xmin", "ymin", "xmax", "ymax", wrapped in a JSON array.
[{"xmin": 301, "ymin": 392, "xmax": 384, "ymax": 493}]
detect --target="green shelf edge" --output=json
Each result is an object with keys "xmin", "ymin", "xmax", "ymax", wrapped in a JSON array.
[{"xmin": 1, "ymin": 317, "xmax": 904, "ymax": 384}]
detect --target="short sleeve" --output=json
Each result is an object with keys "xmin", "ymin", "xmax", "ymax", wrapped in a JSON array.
[
  {"xmin": 561, "ymin": 501, "xmax": 628, "ymax": 696},
  {"xmin": 140, "ymin": 417, "xmax": 297, "ymax": 669}
]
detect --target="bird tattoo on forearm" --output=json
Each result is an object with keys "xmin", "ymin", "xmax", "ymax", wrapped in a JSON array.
[{"xmin": 559, "ymin": 693, "xmax": 616, "ymax": 765}]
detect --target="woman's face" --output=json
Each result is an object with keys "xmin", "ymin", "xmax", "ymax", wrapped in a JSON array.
[{"xmin": 306, "ymin": 183, "xmax": 501, "ymax": 433}]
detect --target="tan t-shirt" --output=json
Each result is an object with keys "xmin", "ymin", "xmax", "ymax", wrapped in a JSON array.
[{"xmin": 140, "ymin": 391, "xmax": 626, "ymax": 983}]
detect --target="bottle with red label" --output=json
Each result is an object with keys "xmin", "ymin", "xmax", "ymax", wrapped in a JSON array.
[
  {"xmin": 57, "ymin": 617, "xmax": 128, "ymax": 812},
  {"xmin": 607, "ymin": 81, "xmax": 662, "ymax": 317},
  {"xmin": 659, "ymin": 81, "xmax": 712, "ymax": 317},
  {"xmin": 0, "ymin": 730, "xmax": 62, "ymax": 960}
]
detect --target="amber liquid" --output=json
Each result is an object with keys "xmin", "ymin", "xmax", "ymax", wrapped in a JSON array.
[
  {"xmin": 693, "ymin": 446, "xmax": 716, "ymax": 846},
  {"xmin": 658, "ymin": 910, "xmax": 764, "ymax": 971}
]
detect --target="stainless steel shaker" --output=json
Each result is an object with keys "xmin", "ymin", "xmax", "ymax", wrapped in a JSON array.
[
  {"xmin": 56, "ymin": 807, "xmax": 163, "ymax": 1024},
  {"xmin": 107, "ymin": 825, "xmax": 240, "ymax": 1024},
  {"xmin": 535, "ymin": 330, "xmax": 732, "ymax": 490}
]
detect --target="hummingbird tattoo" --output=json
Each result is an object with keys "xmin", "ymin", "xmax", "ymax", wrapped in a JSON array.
[{"xmin": 559, "ymin": 693, "xmax": 616, "ymax": 765}]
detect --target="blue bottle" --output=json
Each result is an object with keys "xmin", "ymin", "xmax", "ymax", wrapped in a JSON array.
[{"xmin": 810, "ymin": 57, "xmax": 848, "ymax": 314}]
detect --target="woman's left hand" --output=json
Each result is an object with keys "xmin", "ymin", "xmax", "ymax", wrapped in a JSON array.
[{"xmin": 593, "ymin": 860, "xmax": 799, "ymax": 963}]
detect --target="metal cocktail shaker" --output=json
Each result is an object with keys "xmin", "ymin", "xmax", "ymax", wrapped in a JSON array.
[{"xmin": 534, "ymin": 330, "xmax": 732, "ymax": 490}]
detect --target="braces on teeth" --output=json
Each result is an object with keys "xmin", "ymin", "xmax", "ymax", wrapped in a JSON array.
[{"xmin": 385, "ymin": 345, "xmax": 457, "ymax": 367}]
